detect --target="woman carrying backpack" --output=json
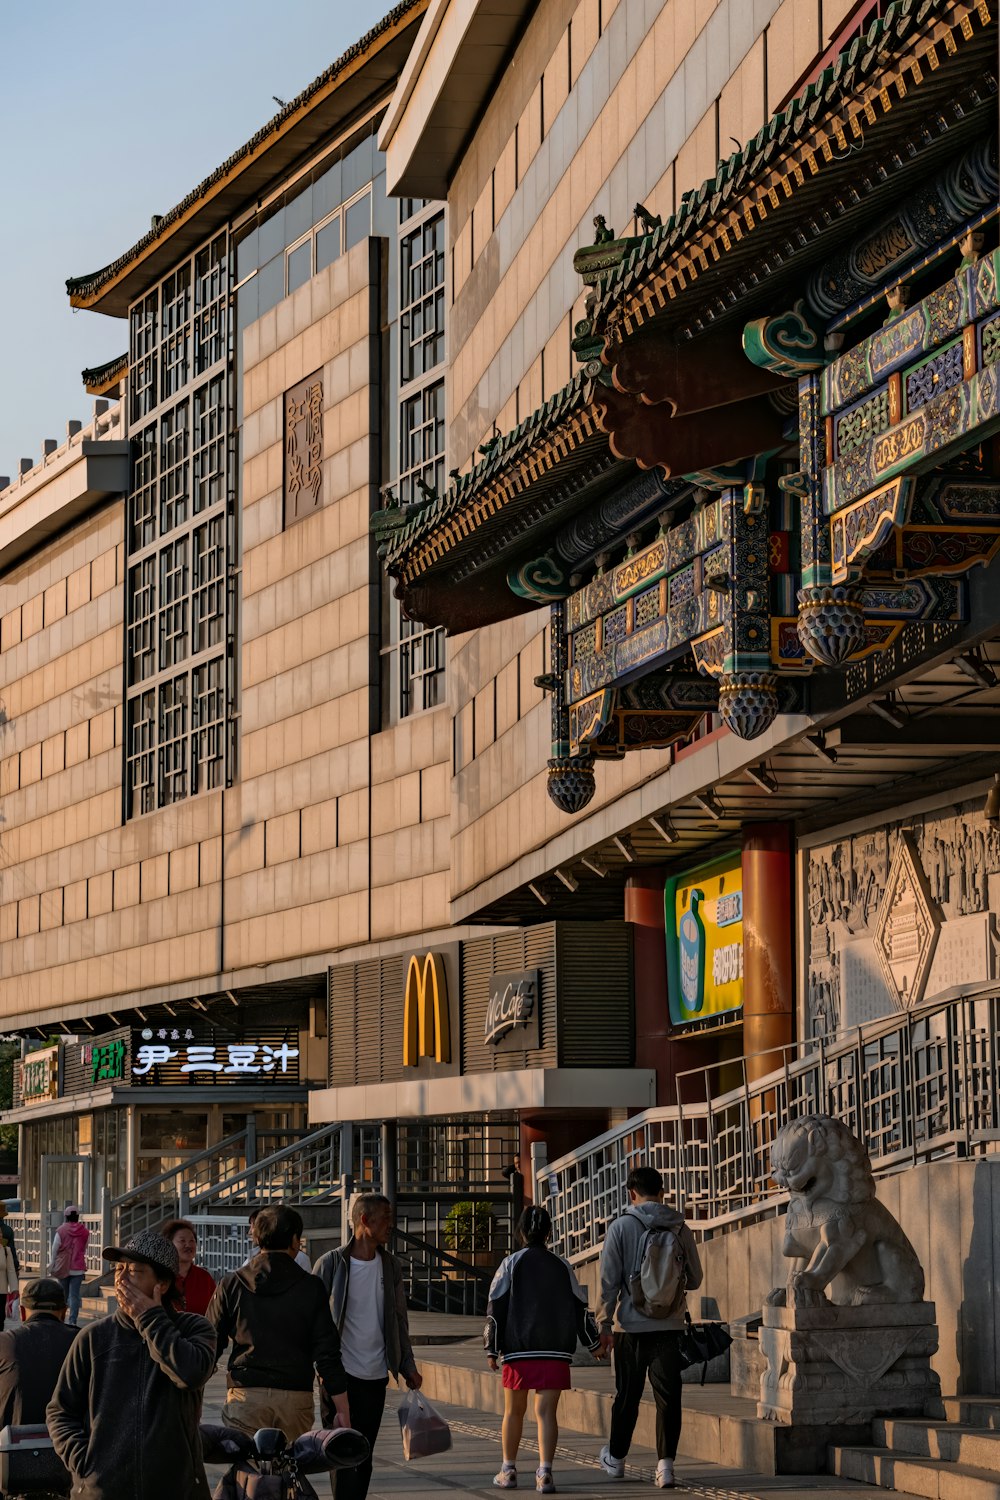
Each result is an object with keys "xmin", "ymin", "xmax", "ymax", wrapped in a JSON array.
[{"xmin": 485, "ymin": 1205, "xmax": 600, "ymax": 1494}]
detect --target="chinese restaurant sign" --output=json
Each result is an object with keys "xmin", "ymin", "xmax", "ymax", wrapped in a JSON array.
[
  {"xmin": 20, "ymin": 1046, "xmax": 59, "ymax": 1104},
  {"xmin": 665, "ymin": 853, "xmax": 744, "ymax": 1028},
  {"xmin": 82, "ymin": 1038, "xmax": 126, "ymax": 1086},
  {"xmin": 131, "ymin": 1028, "xmax": 300, "ymax": 1083}
]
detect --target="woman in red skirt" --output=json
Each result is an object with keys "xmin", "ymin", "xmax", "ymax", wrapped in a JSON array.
[{"xmin": 485, "ymin": 1205, "xmax": 601, "ymax": 1493}]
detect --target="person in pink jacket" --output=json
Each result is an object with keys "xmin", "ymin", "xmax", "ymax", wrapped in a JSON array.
[{"xmin": 49, "ymin": 1207, "xmax": 90, "ymax": 1327}]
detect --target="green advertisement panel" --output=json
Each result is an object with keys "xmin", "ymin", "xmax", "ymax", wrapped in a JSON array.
[{"xmin": 665, "ymin": 851, "xmax": 744, "ymax": 1027}]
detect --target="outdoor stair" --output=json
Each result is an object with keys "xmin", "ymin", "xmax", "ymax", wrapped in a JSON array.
[{"xmin": 831, "ymin": 1399, "xmax": 1000, "ymax": 1497}]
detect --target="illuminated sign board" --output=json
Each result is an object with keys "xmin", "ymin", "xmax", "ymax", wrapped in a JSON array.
[
  {"xmin": 665, "ymin": 852, "xmax": 744, "ymax": 1027},
  {"xmin": 21, "ymin": 1046, "xmax": 59, "ymax": 1104},
  {"xmin": 402, "ymin": 953, "xmax": 451, "ymax": 1066},
  {"xmin": 131, "ymin": 1030, "xmax": 299, "ymax": 1079}
]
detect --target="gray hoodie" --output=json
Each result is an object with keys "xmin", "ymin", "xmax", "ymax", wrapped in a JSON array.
[{"xmin": 596, "ymin": 1200, "xmax": 703, "ymax": 1334}]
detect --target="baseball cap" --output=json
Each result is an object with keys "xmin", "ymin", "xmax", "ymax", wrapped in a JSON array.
[
  {"xmin": 103, "ymin": 1229, "xmax": 179, "ymax": 1279},
  {"xmin": 21, "ymin": 1278, "xmax": 67, "ymax": 1312}
]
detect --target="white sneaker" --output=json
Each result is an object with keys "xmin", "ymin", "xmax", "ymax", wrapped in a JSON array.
[
  {"xmin": 598, "ymin": 1444, "xmax": 624, "ymax": 1478},
  {"xmin": 655, "ymin": 1458, "xmax": 675, "ymax": 1489}
]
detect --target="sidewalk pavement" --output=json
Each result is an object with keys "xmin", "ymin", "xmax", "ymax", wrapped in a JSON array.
[{"xmin": 199, "ymin": 1346, "xmax": 915, "ymax": 1499}]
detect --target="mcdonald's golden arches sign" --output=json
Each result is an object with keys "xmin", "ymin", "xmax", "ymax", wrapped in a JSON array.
[{"xmin": 402, "ymin": 952, "xmax": 451, "ymax": 1067}]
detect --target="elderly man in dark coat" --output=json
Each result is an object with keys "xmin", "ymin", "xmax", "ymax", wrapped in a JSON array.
[
  {"xmin": 0, "ymin": 1277, "xmax": 76, "ymax": 1428},
  {"xmin": 47, "ymin": 1230, "xmax": 216, "ymax": 1500}
]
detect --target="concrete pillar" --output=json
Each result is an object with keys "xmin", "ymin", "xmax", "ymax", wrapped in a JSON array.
[{"xmin": 742, "ymin": 823, "xmax": 795, "ymax": 1084}]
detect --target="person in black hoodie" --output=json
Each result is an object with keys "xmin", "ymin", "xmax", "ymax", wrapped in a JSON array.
[
  {"xmin": 206, "ymin": 1204, "xmax": 350, "ymax": 1441},
  {"xmin": 47, "ymin": 1229, "xmax": 216, "ymax": 1500},
  {"xmin": 485, "ymin": 1205, "xmax": 600, "ymax": 1494},
  {"xmin": 0, "ymin": 1277, "xmax": 76, "ymax": 1429}
]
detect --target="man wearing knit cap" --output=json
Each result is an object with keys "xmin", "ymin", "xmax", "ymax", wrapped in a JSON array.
[
  {"xmin": 47, "ymin": 1230, "xmax": 216, "ymax": 1500},
  {"xmin": 0, "ymin": 1278, "xmax": 76, "ymax": 1430}
]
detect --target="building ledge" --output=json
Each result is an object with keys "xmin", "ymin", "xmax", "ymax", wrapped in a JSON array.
[
  {"xmin": 308, "ymin": 1066, "xmax": 656, "ymax": 1123},
  {"xmin": 379, "ymin": 0, "xmax": 535, "ymax": 198}
]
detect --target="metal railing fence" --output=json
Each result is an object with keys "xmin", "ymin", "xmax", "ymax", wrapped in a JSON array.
[{"xmin": 541, "ymin": 986, "xmax": 1000, "ymax": 1262}]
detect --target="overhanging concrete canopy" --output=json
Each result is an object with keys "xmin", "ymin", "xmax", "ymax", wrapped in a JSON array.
[
  {"xmin": 379, "ymin": 0, "xmax": 535, "ymax": 198},
  {"xmin": 308, "ymin": 1066, "xmax": 655, "ymax": 1123}
]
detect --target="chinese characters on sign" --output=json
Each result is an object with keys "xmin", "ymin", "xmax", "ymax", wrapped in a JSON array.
[
  {"xmin": 665, "ymin": 853, "xmax": 745, "ymax": 1028},
  {"xmin": 131, "ymin": 1037, "xmax": 300, "ymax": 1077},
  {"xmin": 20, "ymin": 1046, "xmax": 59, "ymax": 1104},
  {"xmin": 84, "ymin": 1039, "xmax": 126, "ymax": 1085}
]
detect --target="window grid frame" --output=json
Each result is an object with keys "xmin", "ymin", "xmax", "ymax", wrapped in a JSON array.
[
  {"xmin": 384, "ymin": 198, "xmax": 448, "ymax": 725},
  {"xmin": 124, "ymin": 229, "xmax": 236, "ymax": 821}
]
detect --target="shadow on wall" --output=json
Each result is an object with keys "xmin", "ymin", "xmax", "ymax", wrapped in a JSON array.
[
  {"xmin": 958, "ymin": 1159, "xmax": 998, "ymax": 1396},
  {"xmin": 574, "ymin": 1155, "xmax": 1000, "ymax": 1398}
]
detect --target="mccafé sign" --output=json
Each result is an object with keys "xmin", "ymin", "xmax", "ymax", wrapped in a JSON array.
[
  {"xmin": 485, "ymin": 970, "xmax": 540, "ymax": 1048},
  {"xmin": 402, "ymin": 952, "xmax": 451, "ymax": 1066}
]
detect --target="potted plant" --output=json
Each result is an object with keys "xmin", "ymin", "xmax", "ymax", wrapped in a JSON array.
[{"xmin": 442, "ymin": 1200, "xmax": 496, "ymax": 1273}]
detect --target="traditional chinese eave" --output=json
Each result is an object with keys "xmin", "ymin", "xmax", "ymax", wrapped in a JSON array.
[
  {"xmin": 594, "ymin": 0, "xmax": 996, "ymax": 363},
  {"xmin": 377, "ymin": 368, "xmax": 639, "ymax": 631},
  {"xmin": 64, "ymin": 0, "xmax": 430, "ymax": 318},
  {"xmin": 82, "ymin": 353, "xmax": 128, "ymax": 396}
]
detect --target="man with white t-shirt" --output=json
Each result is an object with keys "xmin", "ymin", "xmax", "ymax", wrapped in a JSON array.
[{"xmin": 313, "ymin": 1193, "xmax": 421, "ymax": 1499}]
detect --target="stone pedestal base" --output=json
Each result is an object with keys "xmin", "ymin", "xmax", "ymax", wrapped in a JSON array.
[{"xmin": 758, "ymin": 1302, "xmax": 940, "ymax": 1426}]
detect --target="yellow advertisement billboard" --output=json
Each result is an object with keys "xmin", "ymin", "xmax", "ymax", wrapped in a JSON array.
[{"xmin": 665, "ymin": 852, "xmax": 744, "ymax": 1027}]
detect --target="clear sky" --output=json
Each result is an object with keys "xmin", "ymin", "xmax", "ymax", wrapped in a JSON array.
[{"xmin": 0, "ymin": 0, "xmax": 393, "ymax": 483}]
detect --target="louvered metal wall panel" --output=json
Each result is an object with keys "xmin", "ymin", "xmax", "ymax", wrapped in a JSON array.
[
  {"xmin": 556, "ymin": 921, "xmax": 634, "ymax": 1066},
  {"xmin": 462, "ymin": 924, "xmax": 558, "ymax": 1074},
  {"xmin": 379, "ymin": 955, "xmax": 406, "ymax": 1083},
  {"xmin": 328, "ymin": 966, "xmax": 358, "ymax": 1087},
  {"xmin": 355, "ymin": 959, "xmax": 383, "ymax": 1087}
]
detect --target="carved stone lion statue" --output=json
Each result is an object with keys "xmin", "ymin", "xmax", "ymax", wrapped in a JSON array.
[{"xmin": 765, "ymin": 1113, "xmax": 925, "ymax": 1308}]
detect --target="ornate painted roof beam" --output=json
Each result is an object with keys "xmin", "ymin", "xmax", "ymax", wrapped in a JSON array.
[
  {"xmin": 594, "ymin": 384, "xmax": 788, "ymax": 473},
  {"xmin": 606, "ymin": 323, "xmax": 788, "ymax": 411}
]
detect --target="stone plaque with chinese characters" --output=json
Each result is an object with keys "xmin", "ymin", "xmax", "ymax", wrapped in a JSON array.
[
  {"xmin": 130, "ymin": 1027, "xmax": 300, "ymax": 1085},
  {"xmin": 284, "ymin": 372, "xmax": 324, "ymax": 527}
]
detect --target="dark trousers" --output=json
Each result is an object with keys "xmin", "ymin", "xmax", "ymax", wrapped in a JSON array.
[
  {"xmin": 609, "ymin": 1331, "xmax": 684, "ymax": 1462},
  {"xmin": 324, "ymin": 1373, "xmax": 388, "ymax": 1500}
]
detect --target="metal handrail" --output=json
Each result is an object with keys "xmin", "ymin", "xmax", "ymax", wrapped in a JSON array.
[
  {"xmin": 541, "ymin": 986, "xmax": 1000, "ymax": 1262},
  {"xmin": 189, "ymin": 1122, "xmax": 343, "ymax": 1209},
  {"xmin": 110, "ymin": 1128, "xmax": 251, "ymax": 1209}
]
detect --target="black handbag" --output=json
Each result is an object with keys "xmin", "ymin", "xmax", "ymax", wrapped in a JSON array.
[{"xmin": 678, "ymin": 1314, "xmax": 732, "ymax": 1384}]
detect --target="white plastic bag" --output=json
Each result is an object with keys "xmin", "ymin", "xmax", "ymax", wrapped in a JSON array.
[{"xmin": 398, "ymin": 1390, "xmax": 452, "ymax": 1460}]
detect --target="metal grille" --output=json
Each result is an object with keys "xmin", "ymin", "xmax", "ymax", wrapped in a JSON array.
[
  {"xmin": 542, "ymin": 987, "xmax": 1000, "ymax": 1261},
  {"xmin": 125, "ymin": 229, "xmax": 233, "ymax": 819},
  {"xmin": 462, "ymin": 927, "xmax": 559, "ymax": 1074}
]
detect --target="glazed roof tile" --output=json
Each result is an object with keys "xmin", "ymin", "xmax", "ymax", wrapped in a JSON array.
[
  {"xmin": 81, "ymin": 353, "xmax": 128, "ymax": 396},
  {"xmin": 592, "ymin": 0, "xmax": 989, "ymax": 337}
]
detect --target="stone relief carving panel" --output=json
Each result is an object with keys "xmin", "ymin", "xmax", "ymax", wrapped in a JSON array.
[{"xmin": 805, "ymin": 796, "xmax": 1000, "ymax": 1036}]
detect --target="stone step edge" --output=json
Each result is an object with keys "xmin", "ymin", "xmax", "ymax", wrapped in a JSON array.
[
  {"xmin": 875, "ymin": 1417, "xmax": 1000, "ymax": 1460},
  {"xmin": 418, "ymin": 1357, "xmax": 783, "ymax": 1474},
  {"xmin": 833, "ymin": 1443, "xmax": 1000, "ymax": 1498}
]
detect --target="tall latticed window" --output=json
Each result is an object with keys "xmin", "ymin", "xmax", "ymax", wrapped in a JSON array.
[
  {"xmin": 383, "ymin": 201, "xmax": 447, "ymax": 721},
  {"xmin": 124, "ymin": 231, "xmax": 235, "ymax": 817}
]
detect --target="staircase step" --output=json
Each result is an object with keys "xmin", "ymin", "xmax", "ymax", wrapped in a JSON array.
[
  {"xmin": 874, "ymin": 1419, "xmax": 1000, "ymax": 1472},
  {"xmin": 833, "ymin": 1444, "xmax": 1000, "ymax": 1499},
  {"xmin": 932, "ymin": 1398, "xmax": 1000, "ymax": 1430}
]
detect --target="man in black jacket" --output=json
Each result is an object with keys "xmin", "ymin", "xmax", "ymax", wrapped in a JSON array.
[
  {"xmin": 0, "ymin": 1278, "xmax": 76, "ymax": 1429},
  {"xmin": 47, "ymin": 1230, "xmax": 216, "ymax": 1500},
  {"xmin": 207, "ymin": 1204, "xmax": 350, "ymax": 1441}
]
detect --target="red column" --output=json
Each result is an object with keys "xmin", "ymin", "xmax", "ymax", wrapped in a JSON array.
[{"xmin": 741, "ymin": 823, "xmax": 795, "ymax": 1083}]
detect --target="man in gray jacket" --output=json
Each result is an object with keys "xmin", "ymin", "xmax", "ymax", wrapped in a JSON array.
[
  {"xmin": 313, "ymin": 1193, "xmax": 421, "ymax": 1500},
  {"xmin": 595, "ymin": 1166, "xmax": 703, "ymax": 1491}
]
